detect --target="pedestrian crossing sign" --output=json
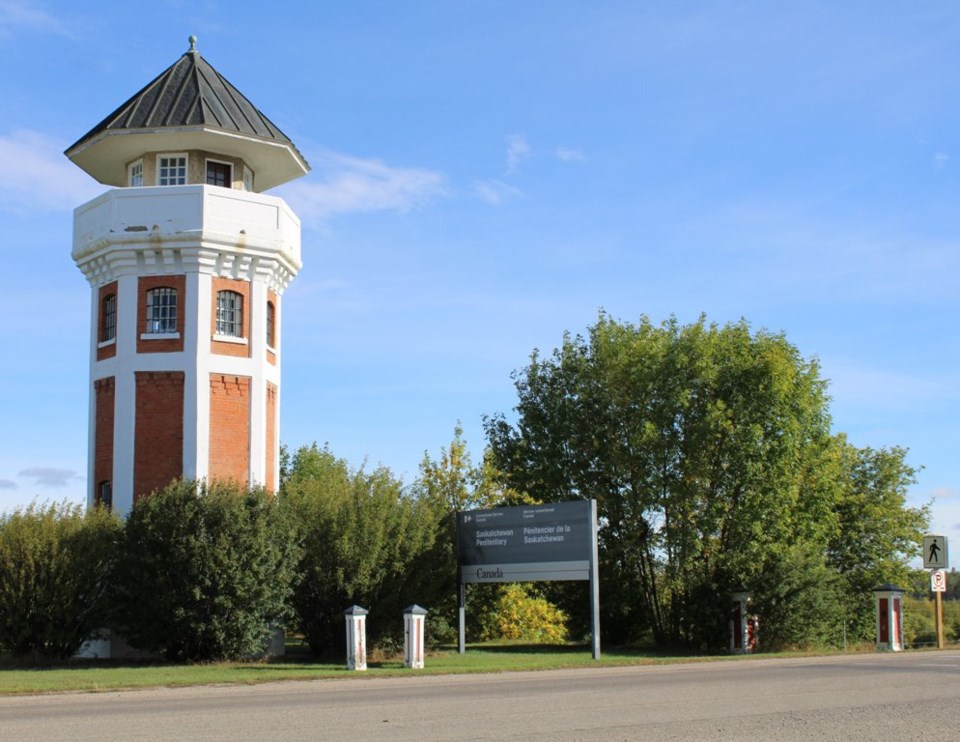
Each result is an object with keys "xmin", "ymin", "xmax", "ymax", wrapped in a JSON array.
[{"xmin": 923, "ymin": 535, "xmax": 948, "ymax": 570}]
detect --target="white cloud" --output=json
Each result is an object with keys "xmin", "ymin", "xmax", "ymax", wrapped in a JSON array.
[
  {"xmin": 18, "ymin": 467, "xmax": 80, "ymax": 488},
  {"xmin": 932, "ymin": 487, "xmax": 958, "ymax": 500},
  {"xmin": 934, "ymin": 152, "xmax": 949, "ymax": 170},
  {"xmin": 556, "ymin": 147, "xmax": 586, "ymax": 162},
  {"xmin": 474, "ymin": 179, "xmax": 523, "ymax": 205},
  {"xmin": 0, "ymin": 479, "xmax": 15, "ymax": 490},
  {"xmin": 505, "ymin": 134, "xmax": 531, "ymax": 174},
  {"xmin": 280, "ymin": 150, "xmax": 448, "ymax": 224},
  {"xmin": 0, "ymin": 130, "xmax": 101, "ymax": 212},
  {"xmin": 0, "ymin": 0, "xmax": 74, "ymax": 38}
]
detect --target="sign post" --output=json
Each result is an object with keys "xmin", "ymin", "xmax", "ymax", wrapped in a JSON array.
[
  {"xmin": 923, "ymin": 535, "xmax": 949, "ymax": 650},
  {"xmin": 458, "ymin": 500, "xmax": 600, "ymax": 659}
]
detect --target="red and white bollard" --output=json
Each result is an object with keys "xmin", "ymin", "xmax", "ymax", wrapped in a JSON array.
[
  {"xmin": 873, "ymin": 584, "xmax": 905, "ymax": 652},
  {"xmin": 344, "ymin": 605, "xmax": 368, "ymax": 670},
  {"xmin": 730, "ymin": 588, "xmax": 756, "ymax": 654},
  {"xmin": 403, "ymin": 604, "xmax": 427, "ymax": 669}
]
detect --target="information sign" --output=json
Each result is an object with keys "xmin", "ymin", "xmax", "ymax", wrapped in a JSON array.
[
  {"xmin": 459, "ymin": 501, "xmax": 593, "ymax": 583},
  {"xmin": 457, "ymin": 500, "xmax": 600, "ymax": 659}
]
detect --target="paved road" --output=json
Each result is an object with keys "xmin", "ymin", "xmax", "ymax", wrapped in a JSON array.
[{"xmin": 2, "ymin": 651, "xmax": 958, "ymax": 741}]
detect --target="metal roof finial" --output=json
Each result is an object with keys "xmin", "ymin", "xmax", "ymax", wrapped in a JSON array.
[{"xmin": 188, "ymin": 35, "xmax": 198, "ymax": 53}]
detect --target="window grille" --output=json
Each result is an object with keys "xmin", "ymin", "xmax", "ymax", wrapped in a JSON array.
[
  {"xmin": 129, "ymin": 160, "xmax": 143, "ymax": 187},
  {"xmin": 101, "ymin": 294, "xmax": 116, "ymax": 341},
  {"xmin": 158, "ymin": 155, "xmax": 187, "ymax": 186},
  {"xmin": 146, "ymin": 287, "xmax": 177, "ymax": 333},
  {"xmin": 216, "ymin": 290, "xmax": 243, "ymax": 337},
  {"xmin": 266, "ymin": 301, "xmax": 275, "ymax": 347}
]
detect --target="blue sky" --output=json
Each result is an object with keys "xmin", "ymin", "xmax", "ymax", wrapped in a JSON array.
[{"xmin": 1, "ymin": 1, "xmax": 957, "ymax": 550}]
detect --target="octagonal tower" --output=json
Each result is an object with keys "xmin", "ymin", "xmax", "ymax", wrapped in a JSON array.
[{"xmin": 65, "ymin": 37, "xmax": 309, "ymax": 514}]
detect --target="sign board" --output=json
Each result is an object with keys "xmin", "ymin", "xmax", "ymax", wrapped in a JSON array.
[
  {"xmin": 923, "ymin": 535, "xmax": 949, "ymax": 570},
  {"xmin": 458, "ymin": 501, "xmax": 593, "ymax": 583},
  {"xmin": 931, "ymin": 569, "xmax": 947, "ymax": 593},
  {"xmin": 457, "ymin": 500, "xmax": 601, "ymax": 659}
]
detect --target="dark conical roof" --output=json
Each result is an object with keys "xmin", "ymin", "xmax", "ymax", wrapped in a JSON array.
[
  {"xmin": 66, "ymin": 37, "xmax": 309, "ymax": 191},
  {"xmin": 69, "ymin": 40, "xmax": 294, "ymax": 151}
]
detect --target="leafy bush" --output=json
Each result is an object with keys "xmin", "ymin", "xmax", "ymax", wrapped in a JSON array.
[
  {"xmin": 110, "ymin": 480, "xmax": 298, "ymax": 661},
  {"xmin": 904, "ymin": 595, "xmax": 958, "ymax": 647},
  {"xmin": 0, "ymin": 501, "xmax": 120, "ymax": 661},
  {"xmin": 478, "ymin": 583, "xmax": 569, "ymax": 643},
  {"xmin": 282, "ymin": 445, "xmax": 437, "ymax": 656}
]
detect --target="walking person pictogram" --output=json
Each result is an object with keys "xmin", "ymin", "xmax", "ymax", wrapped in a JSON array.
[{"xmin": 929, "ymin": 539, "xmax": 941, "ymax": 564}]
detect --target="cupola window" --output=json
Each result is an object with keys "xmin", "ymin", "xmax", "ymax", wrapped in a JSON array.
[
  {"xmin": 158, "ymin": 155, "xmax": 187, "ymax": 186},
  {"xmin": 206, "ymin": 160, "xmax": 232, "ymax": 188},
  {"xmin": 128, "ymin": 160, "xmax": 143, "ymax": 187}
]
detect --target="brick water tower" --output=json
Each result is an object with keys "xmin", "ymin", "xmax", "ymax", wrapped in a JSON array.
[{"xmin": 65, "ymin": 37, "xmax": 309, "ymax": 514}]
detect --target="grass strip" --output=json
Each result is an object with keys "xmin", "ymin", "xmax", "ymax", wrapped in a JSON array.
[{"xmin": 0, "ymin": 644, "xmax": 839, "ymax": 696}]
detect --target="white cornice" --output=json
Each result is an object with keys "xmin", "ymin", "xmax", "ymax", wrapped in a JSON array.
[{"xmin": 72, "ymin": 186, "xmax": 302, "ymax": 293}]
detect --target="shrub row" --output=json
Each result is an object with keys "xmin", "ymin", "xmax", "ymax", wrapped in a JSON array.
[{"xmin": 0, "ymin": 461, "xmax": 570, "ymax": 663}]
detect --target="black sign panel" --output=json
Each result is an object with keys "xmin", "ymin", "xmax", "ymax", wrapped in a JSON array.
[{"xmin": 458, "ymin": 501, "xmax": 593, "ymax": 582}]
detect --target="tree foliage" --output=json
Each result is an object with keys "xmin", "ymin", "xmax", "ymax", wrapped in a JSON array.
[
  {"xmin": 410, "ymin": 426, "xmax": 567, "ymax": 645},
  {"xmin": 282, "ymin": 445, "xmax": 436, "ymax": 655},
  {"xmin": 110, "ymin": 480, "xmax": 298, "ymax": 662},
  {"xmin": 0, "ymin": 501, "xmax": 120, "ymax": 661},
  {"xmin": 485, "ymin": 313, "xmax": 928, "ymax": 649}
]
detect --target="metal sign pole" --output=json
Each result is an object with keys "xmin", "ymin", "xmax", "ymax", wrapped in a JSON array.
[
  {"xmin": 589, "ymin": 499, "xmax": 600, "ymax": 660},
  {"xmin": 457, "ymin": 512, "xmax": 466, "ymax": 655}
]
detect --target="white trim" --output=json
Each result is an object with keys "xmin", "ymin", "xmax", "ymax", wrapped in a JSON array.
[
  {"xmin": 97, "ymin": 337, "xmax": 116, "ymax": 349},
  {"xmin": 212, "ymin": 334, "xmax": 248, "ymax": 345},
  {"xmin": 140, "ymin": 332, "xmax": 180, "ymax": 340}
]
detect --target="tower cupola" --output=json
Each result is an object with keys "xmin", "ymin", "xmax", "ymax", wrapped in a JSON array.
[{"xmin": 65, "ymin": 36, "xmax": 309, "ymax": 192}]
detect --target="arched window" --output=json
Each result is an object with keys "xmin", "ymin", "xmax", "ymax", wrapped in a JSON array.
[
  {"xmin": 266, "ymin": 301, "xmax": 276, "ymax": 348},
  {"xmin": 101, "ymin": 294, "xmax": 116, "ymax": 342},
  {"xmin": 146, "ymin": 287, "xmax": 177, "ymax": 334},
  {"xmin": 216, "ymin": 290, "xmax": 244, "ymax": 337},
  {"xmin": 96, "ymin": 480, "xmax": 112, "ymax": 511}
]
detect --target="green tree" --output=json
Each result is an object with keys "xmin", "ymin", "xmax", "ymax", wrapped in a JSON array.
[
  {"xmin": 282, "ymin": 445, "xmax": 436, "ymax": 656},
  {"xmin": 0, "ymin": 501, "xmax": 120, "ymax": 661},
  {"xmin": 486, "ymin": 313, "xmax": 923, "ymax": 650},
  {"xmin": 826, "ymin": 440, "xmax": 927, "ymax": 643},
  {"xmin": 410, "ymin": 425, "xmax": 557, "ymax": 645},
  {"xmin": 110, "ymin": 480, "xmax": 298, "ymax": 662}
]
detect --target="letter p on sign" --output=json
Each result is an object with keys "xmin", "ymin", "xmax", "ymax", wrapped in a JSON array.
[{"xmin": 932, "ymin": 569, "xmax": 947, "ymax": 593}]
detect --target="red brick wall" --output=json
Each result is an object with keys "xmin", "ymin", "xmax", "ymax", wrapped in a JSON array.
[
  {"xmin": 97, "ymin": 282, "xmax": 118, "ymax": 361},
  {"xmin": 211, "ymin": 277, "xmax": 251, "ymax": 358},
  {"xmin": 93, "ymin": 377, "xmax": 115, "ymax": 504},
  {"xmin": 137, "ymin": 275, "xmax": 186, "ymax": 354},
  {"xmin": 134, "ymin": 371, "xmax": 184, "ymax": 501},
  {"xmin": 266, "ymin": 382, "xmax": 277, "ymax": 492},
  {"xmin": 209, "ymin": 374, "xmax": 251, "ymax": 485}
]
